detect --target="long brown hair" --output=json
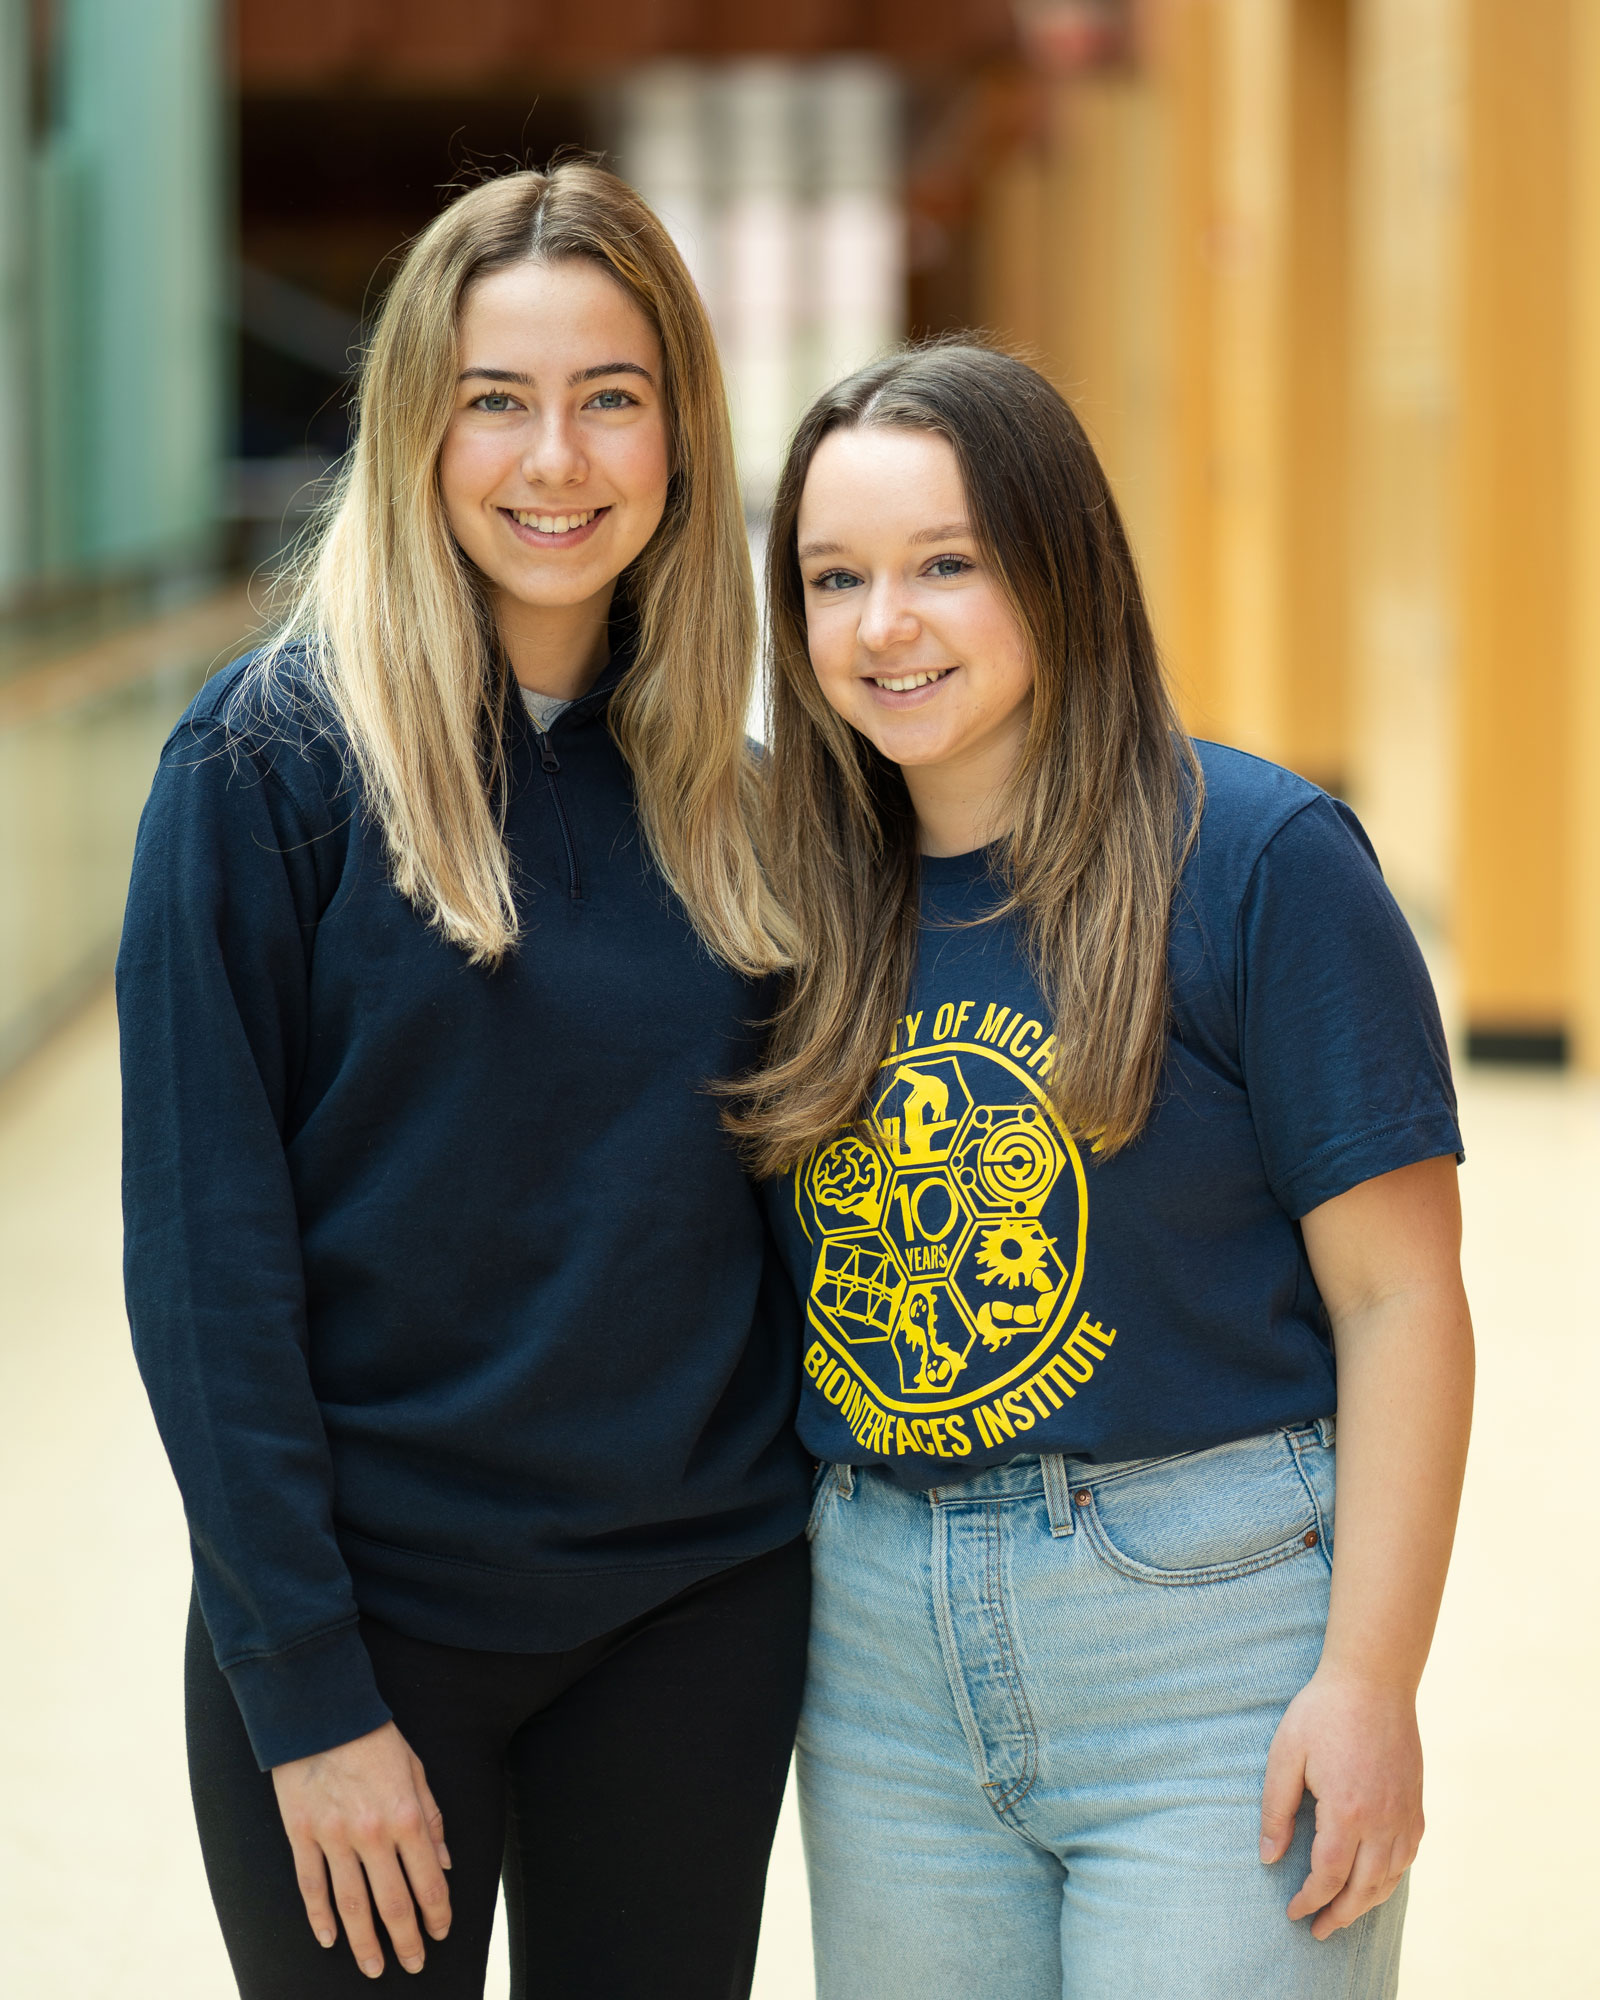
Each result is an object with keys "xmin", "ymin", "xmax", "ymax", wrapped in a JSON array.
[
  {"xmin": 253, "ymin": 163, "xmax": 793, "ymax": 975},
  {"xmin": 728, "ymin": 342, "xmax": 1202, "ymax": 1172}
]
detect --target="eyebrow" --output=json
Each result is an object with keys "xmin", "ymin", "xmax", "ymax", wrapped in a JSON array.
[
  {"xmin": 457, "ymin": 361, "xmax": 656, "ymax": 387},
  {"xmin": 796, "ymin": 521, "xmax": 974, "ymax": 563}
]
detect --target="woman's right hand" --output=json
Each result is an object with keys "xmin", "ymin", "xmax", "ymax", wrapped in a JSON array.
[{"xmin": 271, "ymin": 1721, "xmax": 452, "ymax": 1979}]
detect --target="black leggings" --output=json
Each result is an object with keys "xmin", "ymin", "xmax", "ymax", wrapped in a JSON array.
[{"xmin": 186, "ymin": 1539, "xmax": 811, "ymax": 1999}]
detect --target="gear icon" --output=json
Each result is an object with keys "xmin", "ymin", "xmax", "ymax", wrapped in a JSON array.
[{"xmin": 973, "ymin": 1220, "xmax": 1055, "ymax": 1290}]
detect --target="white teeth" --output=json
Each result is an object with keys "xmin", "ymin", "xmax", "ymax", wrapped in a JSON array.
[
  {"xmin": 511, "ymin": 508, "xmax": 597, "ymax": 534},
  {"xmin": 872, "ymin": 670, "xmax": 950, "ymax": 692}
]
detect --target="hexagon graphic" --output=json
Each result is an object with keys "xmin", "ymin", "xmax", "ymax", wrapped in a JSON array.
[
  {"xmin": 878, "ymin": 1164, "xmax": 975, "ymax": 1277},
  {"xmin": 945, "ymin": 1215, "xmax": 1073, "ymax": 1354},
  {"xmin": 871, "ymin": 1056, "xmax": 975, "ymax": 1168},
  {"xmin": 807, "ymin": 1132, "xmax": 892, "ymax": 1231},
  {"xmin": 810, "ymin": 1230, "xmax": 903, "ymax": 1348},
  {"xmin": 951, "ymin": 1103, "xmax": 1067, "ymax": 1218},
  {"xmin": 889, "ymin": 1283, "xmax": 969, "ymax": 1395}
]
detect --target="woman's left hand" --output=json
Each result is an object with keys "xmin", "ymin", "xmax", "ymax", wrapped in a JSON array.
[{"xmin": 1258, "ymin": 1668, "xmax": 1425, "ymax": 1940}]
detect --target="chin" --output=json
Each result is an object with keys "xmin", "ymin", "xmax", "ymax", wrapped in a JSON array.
[
  {"xmin": 495, "ymin": 566, "xmax": 610, "ymax": 610},
  {"xmin": 868, "ymin": 731, "xmax": 954, "ymax": 769}
]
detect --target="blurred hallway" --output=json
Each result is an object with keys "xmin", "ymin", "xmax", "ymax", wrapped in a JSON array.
[{"xmin": 0, "ymin": 991, "xmax": 1594, "ymax": 1997}]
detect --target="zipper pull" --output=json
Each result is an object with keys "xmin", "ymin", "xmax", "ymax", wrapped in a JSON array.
[{"xmin": 538, "ymin": 733, "xmax": 560, "ymax": 774}]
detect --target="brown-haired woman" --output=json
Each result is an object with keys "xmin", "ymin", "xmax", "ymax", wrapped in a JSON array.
[
  {"xmin": 118, "ymin": 165, "xmax": 811, "ymax": 1997},
  {"xmin": 740, "ymin": 344, "xmax": 1473, "ymax": 1997}
]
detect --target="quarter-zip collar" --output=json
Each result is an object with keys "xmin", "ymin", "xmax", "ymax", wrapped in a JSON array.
[
  {"xmin": 505, "ymin": 615, "xmax": 640, "ymax": 905},
  {"xmin": 504, "ymin": 608, "xmax": 640, "ymax": 741}
]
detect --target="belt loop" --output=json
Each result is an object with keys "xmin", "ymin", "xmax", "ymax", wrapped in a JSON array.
[
  {"xmin": 1040, "ymin": 1453, "xmax": 1075, "ymax": 1537},
  {"xmin": 835, "ymin": 1462, "xmax": 856, "ymax": 1499},
  {"xmin": 1317, "ymin": 1415, "xmax": 1337, "ymax": 1449}
]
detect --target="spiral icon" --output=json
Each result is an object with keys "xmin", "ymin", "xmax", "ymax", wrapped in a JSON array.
[{"xmin": 975, "ymin": 1115, "xmax": 1058, "ymax": 1210}]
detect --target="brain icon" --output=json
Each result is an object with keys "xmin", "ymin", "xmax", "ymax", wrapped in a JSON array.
[{"xmin": 813, "ymin": 1136, "xmax": 888, "ymax": 1221}]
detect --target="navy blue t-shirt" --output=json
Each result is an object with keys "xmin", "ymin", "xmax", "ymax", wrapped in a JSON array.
[{"xmin": 768, "ymin": 742, "xmax": 1462, "ymax": 1488}]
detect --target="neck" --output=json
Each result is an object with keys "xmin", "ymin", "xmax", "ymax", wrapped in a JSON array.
[
  {"xmin": 902, "ymin": 739, "xmax": 1022, "ymax": 859},
  {"xmin": 494, "ymin": 584, "xmax": 615, "ymax": 701}
]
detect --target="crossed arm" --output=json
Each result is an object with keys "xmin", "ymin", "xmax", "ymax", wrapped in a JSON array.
[{"xmin": 1263, "ymin": 1153, "xmax": 1475, "ymax": 1938}]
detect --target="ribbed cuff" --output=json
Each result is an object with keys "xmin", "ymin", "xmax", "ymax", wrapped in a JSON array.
[{"xmin": 223, "ymin": 1620, "xmax": 393, "ymax": 1771}]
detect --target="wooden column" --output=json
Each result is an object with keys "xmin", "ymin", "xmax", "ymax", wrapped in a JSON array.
[
  {"xmin": 1282, "ymin": 0, "xmax": 1351, "ymax": 792},
  {"xmin": 1567, "ymin": 0, "xmax": 1600, "ymax": 1071},
  {"xmin": 1346, "ymin": 0, "xmax": 1464, "ymax": 929},
  {"xmin": 1039, "ymin": 73, "xmax": 1172, "ymax": 638},
  {"xmin": 1154, "ymin": 0, "xmax": 1351, "ymax": 777},
  {"xmin": 1456, "ymin": 0, "xmax": 1573, "ymax": 1059},
  {"xmin": 973, "ymin": 60, "xmax": 1175, "ymax": 664},
  {"xmin": 1153, "ymin": 0, "xmax": 1222, "ymax": 733},
  {"xmin": 975, "ymin": 114, "xmax": 1051, "ymax": 364},
  {"xmin": 1209, "ymin": 0, "xmax": 1293, "ymax": 760}
]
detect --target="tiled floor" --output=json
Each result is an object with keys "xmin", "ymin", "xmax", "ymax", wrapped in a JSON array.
[{"xmin": 1, "ymin": 991, "xmax": 1593, "ymax": 1997}]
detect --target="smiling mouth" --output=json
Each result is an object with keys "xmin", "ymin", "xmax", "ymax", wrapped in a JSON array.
[
  {"xmin": 870, "ymin": 668, "xmax": 955, "ymax": 692},
  {"xmin": 501, "ymin": 506, "xmax": 609, "ymax": 542}
]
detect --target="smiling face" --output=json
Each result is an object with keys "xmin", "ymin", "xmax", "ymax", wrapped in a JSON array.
[
  {"xmin": 796, "ymin": 425, "xmax": 1035, "ymax": 854},
  {"xmin": 438, "ymin": 257, "xmax": 671, "ymax": 646}
]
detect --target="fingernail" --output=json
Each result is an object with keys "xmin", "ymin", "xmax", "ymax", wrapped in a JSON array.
[
  {"xmin": 402, "ymin": 1954, "xmax": 425, "ymax": 1973},
  {"xmin": 316, "ymin": 1929, "xmax": 336, "ymax": 1948},
  {"xmin": 1259, "ymin": 1837, "xmax": 1274, "ymax": 1862},
  {"xmin": 362, "ymin": 1959, "xmax": 383, "ymax": 1979},
  {"xmin": 439, "ymin": 1845, "xmax": 452, "ymax": 1869},
  {"xmin": 428, "ymin": 1924, "xmax": 450, "ymax": 1941}
]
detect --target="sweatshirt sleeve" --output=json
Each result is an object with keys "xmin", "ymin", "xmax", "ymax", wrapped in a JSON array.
[{"xmin": 117, "ymin": 714, "xmax": 392, "ymax": 1769}]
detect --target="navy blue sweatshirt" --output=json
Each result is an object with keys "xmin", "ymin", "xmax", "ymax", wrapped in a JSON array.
[{"xmin": 117, "ymin": 645, "xmax": 811, "ymax": 1770}]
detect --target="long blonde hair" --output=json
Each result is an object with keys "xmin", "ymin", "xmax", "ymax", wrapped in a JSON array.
[
  {"xmin": 254, "ymin": 163, "xmax": 792, "ymax": 974},
  {"xmin": 725, "ymin": 344, "xmax": 1202, "ymax": 1173}
]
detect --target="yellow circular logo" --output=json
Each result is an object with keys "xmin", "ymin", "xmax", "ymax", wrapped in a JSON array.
[{"xmin": 797, "ymin": 1041, "xmax": 1088, "ymax": 1415}]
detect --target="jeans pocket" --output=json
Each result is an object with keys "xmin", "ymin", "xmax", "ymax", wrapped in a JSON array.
[{"xmin": 1079, "ymin": 1430, "xmax": 1328, "ymax": 1585}]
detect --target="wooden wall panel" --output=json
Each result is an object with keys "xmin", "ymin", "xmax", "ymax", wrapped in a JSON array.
[
  {"xmin": 1209, "ymin": 0, "xmax": 1291, "ymax": 762},
  {"xmin": 1456, "ymin": 0, "xmax": 1572, "ymax": 1048},
  {"xmin": 1571, "ymin": 0, "xmax": 1600, "ymax": 1072},
  {"xmin": 975, "ymin": 147, "xmax": 1050, "ymax": 364},
  {"xmin": 1160, "ymin": 0, "xmax": 1223, "ymax": 734},
  {"xmin": 1282, "ymin": 0, "xmax": 1350, "ymax": 792},
  {"xmin": 1345, "ymin": 0, "xmax": 1464, "ymax": 933}
]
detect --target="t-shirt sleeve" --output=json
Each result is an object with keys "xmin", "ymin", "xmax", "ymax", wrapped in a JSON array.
[{"xmin": 1237, "ymin": 794, "xmax": 1463, "ymax": 1219}]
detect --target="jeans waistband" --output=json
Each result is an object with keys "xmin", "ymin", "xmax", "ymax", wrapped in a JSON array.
[{"xmin": 830, "ymin": 1417, "xmax": 1337, "ymax": 1539}]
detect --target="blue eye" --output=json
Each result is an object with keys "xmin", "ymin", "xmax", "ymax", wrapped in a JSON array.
[
  {"xmin": 811, "ymin": 569, "xmax": 862, "ymax": 592},
  {"xmin": 587, "ymin": 387, "xmax": 638, "ymax": 410},
  {"xmin": 927, "ymin": 555, "xmax": 972, "ymax": 579},
  {"xmin": 473, "ymin": 392, "xmax": 518, "ymax": 413}
]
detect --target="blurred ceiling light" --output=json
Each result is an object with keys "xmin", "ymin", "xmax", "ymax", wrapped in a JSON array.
[{"xmin": 1012, "ymin": 0, "xmax": 1131, "ymax": 73}]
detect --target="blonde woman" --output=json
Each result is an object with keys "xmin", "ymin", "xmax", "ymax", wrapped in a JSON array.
[
  {"xmin": 736, "ymin": 345, "xmax": 1473, "ymax": 1998},
  {"xmin": 118, "ymin": 166, "xmax": 810, "ymax": 1998}
]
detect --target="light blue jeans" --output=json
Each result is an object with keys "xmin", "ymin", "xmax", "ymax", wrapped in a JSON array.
[{"xmin": 797, "ymin": 1424, "xmax": 1406, "ymax": 1998}]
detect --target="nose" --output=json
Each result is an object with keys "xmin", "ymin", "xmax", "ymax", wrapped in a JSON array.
[
  {"xmin": 856, "ymin": 578, "xmax": 920, "ymax": 655},
  {"xmin": 520, "ymin": 407, "xmax": 588, "ymax": 490}
]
